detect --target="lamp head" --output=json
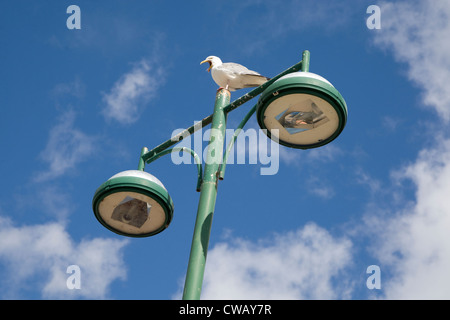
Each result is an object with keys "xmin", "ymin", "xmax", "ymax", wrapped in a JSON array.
[
  {"xmin": 92, "ymin": 170, "xmax": 174, "ymax": 238},
  {"xmin": 257, "ymin": 72, "xmax": 347, "ymax": 149}
]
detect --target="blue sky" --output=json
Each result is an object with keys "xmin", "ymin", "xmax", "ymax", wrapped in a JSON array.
[{"xmin": 1, "ymin": 0, "xmax": 450, "ymax": 300}]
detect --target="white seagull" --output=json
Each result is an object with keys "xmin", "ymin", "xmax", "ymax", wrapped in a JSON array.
[{"xmin": 200, "ymin": 56, "xmax": 270, "ymax": 91}]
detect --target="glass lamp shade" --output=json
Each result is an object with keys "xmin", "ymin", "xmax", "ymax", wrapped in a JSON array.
[
  {"xmin": 92, "ymin": 170, "xmax": 174, "ymax": 237},
  {"xmin": 256, "ymin": 72, "xmax": 347, "ymax": 149}
]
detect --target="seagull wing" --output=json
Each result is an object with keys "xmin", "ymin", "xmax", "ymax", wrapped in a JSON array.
[
  {"xmin": 221, "ymin": 62, "xmax": 262, "ymax": 76},
  {"xmin": 220, "ymin": 62, "xmax": 270, "ymax": 89}
]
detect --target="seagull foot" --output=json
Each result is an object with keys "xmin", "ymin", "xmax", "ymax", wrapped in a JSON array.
[{"xmin": 217, "ymin": 86, "xmax": 229, "ymax": 91}]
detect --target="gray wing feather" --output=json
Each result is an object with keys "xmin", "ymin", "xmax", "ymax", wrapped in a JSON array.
[
  {"xmin": 217, "ymin": 62, "xmax": 270, "ymax": 90},
  {"xmin": 221, "ymin": 62, "xmax": 262, "ymax": 76}
]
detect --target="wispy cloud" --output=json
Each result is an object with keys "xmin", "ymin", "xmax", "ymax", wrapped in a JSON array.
[
  {"xmin": 221, "ymin": 0, "xmax": 357, "ymax": 55},
  {"xmin": 51, "ymin": 78, "xmax": 86, "ymax": 102},
  {"xmin": 102, "ymin": 59, "xmax": 165, "ymax": 124},
  {"xmin": 0, "ymin": 217, "xmax": 129, "ymax": 299},
  {"xmin": 176, "ymin": 223, "xmax": 353, "ymax": 299},
  {"xmin": 35, "ymin": 110, "xmax": 96, "ymax": 182},
  {"xmin": 279, "ymin": 144, "xmax": 343, "ymax": 166},
  {"xmin": 381, "ymin": 116, "xmax": 401, "ymax": 132},
  {"xmin": 374, "ymin": 0, "xmax": 450, "ymax": 121},
  {"xmin": 308, "ymin": 180, "xmax": 336, "ymax": 200},
  {"xmin": 278, "ymin": 144, "xmax": 343, "ymax": 199},
  {"xmin": 355, "ymin": 168, "xmax": 382, "ymax": 195},
  {"xmin": 365, "ymin": 139, "xmax": 450, "ymax": 299},
  {"xmin": 6, "ymin": 103, "xmax": 126, "ymax": 298},
  {"xmin": 364, "ymin": 0, "xmax": 450, "ymax": 299}
]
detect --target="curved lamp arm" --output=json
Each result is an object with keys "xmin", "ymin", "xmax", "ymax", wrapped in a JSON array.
[
  {"xmin": 219, "ymin": 104, "xmax": 257, "ymax": 180},
  {"xmin": 139, "ymin": 147, "xmax": 203, "ymax": 192}
]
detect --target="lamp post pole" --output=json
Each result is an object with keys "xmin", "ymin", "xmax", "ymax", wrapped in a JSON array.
[
  {"xmin": 182, "ymin": 88, "xmax": 230, "ymax": 300},
  {"xmin": 301, "ymin": 50, "xmax": 310, "ymax": 72},
  {"xmin": 92, "ymin": 50, "xmax": 347, "ymax": 300}
]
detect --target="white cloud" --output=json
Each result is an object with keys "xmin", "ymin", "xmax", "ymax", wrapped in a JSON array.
[
  {"xmin": 223, "ymin": 0, "xmax": 356, "ymax": 54},
  {"xmin": 355, "ymin": 168, "xmax": 382, "ymax": 195},
  {"xmin": 51, "ymin": 78, "xmax": 86, "ymax": 102},
  {"xmin": 278, "ymin": 144, "xmax": 343, "ymax": 199},
  {"xmin": 366, "ymin": 139, "xmax": 450, "ymax": 299},
  {"xmin": 35, "ymin": 110, "xmax": 96, "ymax": 181},
  {"xmin": 102, "ymin": 59, "xmax": 164, "ymax": 124},
  {"xmin": 374, "ymin": 0, "xmax": 450, "ymax": 121},
  {"xmin": 181, "ymin": 223, "xmax": 353, "ymax": 300},
  {"xmin": 364, "ymin": 0, "xmax": 450, "ymax": 299},
  {"xmin": 308, "ymin": 184, "xmax": 335, "ymax": 200},
  {"xmin": 0, "ymin": 217, "xmax": 129, "ymax": 299},
  {"xmin": 279, "ymin": 144, "xmax": 343, "ymax": 166},
  {"xmin": 381, "ymin": 116, "xmax": 401, "ymax": 132}
]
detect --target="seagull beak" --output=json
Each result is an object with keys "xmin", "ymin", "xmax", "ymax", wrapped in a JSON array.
[{"xmin": 200, "ymin": 59, "xmax": 212, "ymax": 72}]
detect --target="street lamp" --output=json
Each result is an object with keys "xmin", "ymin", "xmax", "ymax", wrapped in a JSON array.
[
  {"xmin": 92, "ymin": 169, "xmax": 174, "ymax": 238},
  {"xmin": 92, "ymin": 50, "xmax": 347, "ymax": 300},
  {"xmin": 257, "ymin": 52, "xmax": 347, "ymax": 149},
  {"xmin": 257, "ymin": 72, "xmax": 347, "ymax": 149}
]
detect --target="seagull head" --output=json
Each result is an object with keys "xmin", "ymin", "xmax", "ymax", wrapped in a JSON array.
[{"xmin": 200, "ymin": 56, "xmax": 222, "ymax": 72}]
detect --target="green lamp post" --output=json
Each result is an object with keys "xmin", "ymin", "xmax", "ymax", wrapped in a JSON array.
[{"xmin": 92, "ymin": 50, "xmax": 347, "ymax": 300}]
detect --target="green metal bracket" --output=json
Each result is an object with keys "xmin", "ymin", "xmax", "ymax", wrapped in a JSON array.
[
  {"xmin": 301, "ymin": 50, "xmax": 310, "ymax": 72},
  {"xmin": 139, "ymin": 146, "xmax": 203, "ymax": 192},
  {"xmin": 218, "ymin": 104, "xmax": 257, "ymax": 180}
]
